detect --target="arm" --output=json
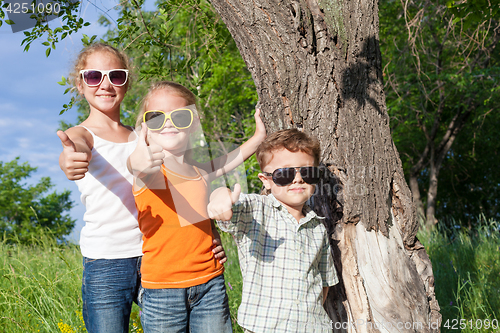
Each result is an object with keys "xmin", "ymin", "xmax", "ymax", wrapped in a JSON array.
[
  {"xmin": 199, "ymin": 109, "xmax": 266, "ymax": 182},
  {"xmin": 323, "ymin": 287, "xmax": 329, "ymax": 305},
  {"xmin": 57, "ymin": 127, "xmax": 93, "ymax": 181}
]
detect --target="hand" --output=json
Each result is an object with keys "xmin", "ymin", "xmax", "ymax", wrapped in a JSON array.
[
  {"xmin": 253, "ymin": 108, "xmax": 267, "ymax": 142},
  {"xmin": 212, "ymin": 238, "xmax": 227, "ymax": 264},
  {"xmin": 128, "ymin": 123, "xmax": 164, "ymax": 178},
  {"xmin": 207, "ymin": 184, "xmax": 241, "ymax": 221},
  {"xmin": 57, "ymin": 130, "xmax": 90, "ymax": 181}
]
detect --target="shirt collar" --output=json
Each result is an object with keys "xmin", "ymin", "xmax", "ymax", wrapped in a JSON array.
[{"xmin": 268, "ymin": 194, "xmax": 325, "ymax": 224}]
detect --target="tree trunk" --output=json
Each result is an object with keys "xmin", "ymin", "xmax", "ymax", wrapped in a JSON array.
[{"xmin": 208, "ymin": 0, "xmax": 441, "ymax": 331}]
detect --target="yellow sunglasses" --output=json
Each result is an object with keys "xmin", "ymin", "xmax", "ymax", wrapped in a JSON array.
[{"xmin": 143, "ymin": 108, "xmax": 194, "ymax": 130}]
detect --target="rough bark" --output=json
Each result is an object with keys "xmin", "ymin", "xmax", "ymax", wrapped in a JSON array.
[{"xmin": 208, "ymin": 0, "xmax": 441, "ymax": 331}]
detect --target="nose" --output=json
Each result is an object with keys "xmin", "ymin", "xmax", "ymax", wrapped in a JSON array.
[
  {"xmin": 292, "ymin": 168, "xmax": 304, "ymax": 183},
  {"xmin": 164, "ymin": 117, "xmax": 174, "ymax": 128},
  {"xmin": 99, "ymin": 74, "xmax": 112, "ymax": 88}
]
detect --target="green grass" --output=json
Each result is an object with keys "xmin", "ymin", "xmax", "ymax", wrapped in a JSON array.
[
  {"xmin": 418, "ymin": 217, "xmax": 500, "ymax": 332},
  {"xmin": 1, "ymin": 219, "xmax": 499, "ymax": 332},
  {"xmin": 220, "ymin": 231, "xmax": 244, "ymax": 332},
  {"xmin": 0, "ymin": 233, "xmax": 142, "ymax": 333}
]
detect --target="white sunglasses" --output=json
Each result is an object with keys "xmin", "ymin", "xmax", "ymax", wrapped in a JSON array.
[{"xmin": 80, "ymin": 69, "xmax": 129, "ymax": 87}]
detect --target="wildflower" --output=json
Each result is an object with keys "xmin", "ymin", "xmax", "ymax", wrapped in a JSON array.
[
  {"xmin": 58, "ymin": 321, "xmax": 75, "ymax": 333},
  {"xmin": 449, "ymin": 301, "xmax": 453, "ymax": 306},
  {"xmin": 228, "ymin": 282, "xmax": 233, "ymax": 291}
]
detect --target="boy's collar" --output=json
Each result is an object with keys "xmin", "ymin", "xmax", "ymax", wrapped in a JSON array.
[{"xmin": 268, "ymin": 194, "xmax": 325, "ymax": 222}]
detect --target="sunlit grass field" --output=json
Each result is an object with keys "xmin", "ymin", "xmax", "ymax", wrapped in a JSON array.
[{"xmin": 1, "ymin": 219, "xmax": 498, "ymax": 332}]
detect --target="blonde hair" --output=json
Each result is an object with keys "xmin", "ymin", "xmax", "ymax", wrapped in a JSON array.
[
  {"xmin": 69, "ymin": 43, "xmax": 131, "ymax": 89},
  {"xmin": 135, "ymin": 81, "xmax": 199, "ymax": 128}
]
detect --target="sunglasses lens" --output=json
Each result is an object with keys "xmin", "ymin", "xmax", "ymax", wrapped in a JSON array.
[
  {"xmin": 144, "ymin": 112, "xmax": 166, "ymax": 130},
  {"xmin": 109, "ymin": 70, "xmax": 128, "ymax": 86},
  {"xmin": 83, "ymin": 71, "xmax": 102, "ymax": 86},
  {"xmin": 300, "ymin": 167, "xmax": 321, "ymax": 185},
  {"xmin": 273, "ymin": 168, "xmax": 296, "ymax": 186},
  {"xmin": 171, "ymin": 109, "xmax": 193, "ymax": 128}
]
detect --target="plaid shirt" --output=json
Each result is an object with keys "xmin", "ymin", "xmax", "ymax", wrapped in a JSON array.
[{"xmin": 217, "ymin": 193, "xmax": 338, "ymax": 333}]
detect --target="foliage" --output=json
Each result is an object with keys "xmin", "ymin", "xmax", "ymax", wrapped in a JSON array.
[
  {"xmin": 0, "ymin": 157, "xmax": 75, "ymax": 244},
  {"xmin": 380, "ymin": 0, "xmax": 500, "ymax": 227},
  {"xmin": 447, "ymin": 0, "xmax": 500, "ymax": 28},
  {"xmin": 418, "ymin": 216, "xmax": 500, "ymax": 332},
  {"xmin": 0, "ymin": 0, "xmax": 89, "ymax": 54}
]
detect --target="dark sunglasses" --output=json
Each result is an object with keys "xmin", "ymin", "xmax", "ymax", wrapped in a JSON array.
[
  {"xmin": 80, "ymin": 69, "xmax": 129, "ymax": 87},
  {"xmin": 143, "ymin": 108, "xmax": 194, "ymax": 130},
  {"xmin": 262, "ymin": 166, "xmax": 323, "ymax": 186}
]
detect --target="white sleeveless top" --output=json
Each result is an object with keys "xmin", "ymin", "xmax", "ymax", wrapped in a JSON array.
[{"xmin": 75, "ymin": 126, "xmax": 143, "ymax": 259}]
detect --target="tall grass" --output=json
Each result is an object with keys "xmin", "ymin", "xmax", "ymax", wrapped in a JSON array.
[
  {"xmin": 2, "ymin": 218, "xmax": 498, "ymax": 332},
  {"xmin": 0, "ymin": 232, "xmax": 142, "ymax": 333},
  {"xmin": 220, "ymin": 231, "xmax": 244, "ymax": 332},
  {"xmin": 418, "ymin": 217, "xmax": 500, "ymax": 332},
  {"xmin": 0, "ymin": 232, "xmax": 83, "ymax": 332}
]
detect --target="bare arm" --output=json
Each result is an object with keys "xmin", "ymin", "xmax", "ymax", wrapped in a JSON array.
[
  {"xmin": 198, "ymin": 109, "xmax": 266, "ymax": 182},
  {"xmin": 323, "ymin": 287, "xmax": 329, "ymax": 305}
]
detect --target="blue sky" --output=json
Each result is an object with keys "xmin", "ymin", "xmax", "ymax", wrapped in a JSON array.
[{"xmin": 0, "ymin": 1, "xmax": 148, "ymax": 242}]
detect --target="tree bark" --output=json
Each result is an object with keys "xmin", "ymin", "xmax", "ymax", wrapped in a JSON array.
[{"xmin": 208, "ymin": 0, "xmax": 441, "ymax": 331}]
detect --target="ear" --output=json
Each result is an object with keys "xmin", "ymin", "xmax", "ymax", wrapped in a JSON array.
[
  {"xmin": 258, "ymin": 173, "xmax": 272, "ymax": 190},
  {"xmin": 77, "ymin": 79, "xmax": 84, "ymax": 95}
]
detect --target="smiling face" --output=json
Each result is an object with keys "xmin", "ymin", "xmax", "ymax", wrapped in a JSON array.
[
  {"xmin": 258, "ymin": 149, "xmax": 316, "ymax": 219},
  {"xmin": 77, "ymin": 51, "xmax": 128, "ymax": 117},
  {"xmin": 145, "ymin": 90, "xmax": 195, "ymax": 155}
]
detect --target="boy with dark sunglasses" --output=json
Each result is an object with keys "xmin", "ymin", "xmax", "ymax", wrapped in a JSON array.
[{"xmin": 207, "ymin": 128, "xmax": 338, "ymax": 333}]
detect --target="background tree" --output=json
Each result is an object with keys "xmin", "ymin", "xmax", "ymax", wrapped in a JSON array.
[
  {"xmin": 0, "ymin": 157, "xmax": 75, "ymax": 243},
  {"xmin": 380, "ymin": 0, "xmax": 500, "ymax": 229},
  {"xmin": 207, "ymin": 0, "xmax": 441, "ymax": 329}
]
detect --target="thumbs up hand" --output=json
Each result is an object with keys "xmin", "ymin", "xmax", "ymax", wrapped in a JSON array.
[
  {"xmin": 128, "ymin": 123, "xmax": 165, "ymax": 178},
  {"xmin": 207, "ymin": 184, "xmax": 242, "ymax": 221},
  {"xmin": 57, "ymin": 130, "xmax": 91, "ymax": 180}
]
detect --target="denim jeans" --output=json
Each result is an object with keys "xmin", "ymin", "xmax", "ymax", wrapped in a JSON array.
[
  {"xmin": 82, "ymin": 256, "xmax": 142, "ymax": 333},
  {"xmin": 140, "ymin": 274, "xmax": 232, "ymax": 333}
]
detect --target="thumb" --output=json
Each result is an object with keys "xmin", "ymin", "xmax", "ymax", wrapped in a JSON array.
[
  {"xmin": 57, "ymin": 130, "xmax": 76, "ymax": 152},
  {"xmin": 231, "ymin": 184, "xmax": 241, "ymax": 203}
]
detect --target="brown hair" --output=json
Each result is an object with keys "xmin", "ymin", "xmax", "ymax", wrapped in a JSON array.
[
  {"xmin": 256, "ymin": 128, "xmax": 321, "ymax": 170},
  {"xmin": 135, "ymin": 81, "xmax": 199, "ymax": 128},
  {"xmin": 69, "ymin": 43, "xmax": 131, "ymax": 89}
]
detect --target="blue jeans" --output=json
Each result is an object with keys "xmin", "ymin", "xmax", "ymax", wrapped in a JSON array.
[
  {"xmin": 140, "ymin": 274, "xmax": 232, "ymax": 333},
  {"xmin": 82, "ymin": 256, "xmax": 142, "ymax": 333}
]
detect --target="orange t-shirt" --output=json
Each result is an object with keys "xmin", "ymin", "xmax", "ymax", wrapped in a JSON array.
[{"xmin": 133, "ymin": 165, "xmax": 223, "ymax": 289}]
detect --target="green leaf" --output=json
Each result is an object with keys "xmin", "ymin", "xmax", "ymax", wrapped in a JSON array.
[
  {"xmin": 58, "ymin": 76, "xmax": 67, "ymax": 86},
  {"xmin": 46, "ymin": 48, "xmax": 51, "ymax": 57}
]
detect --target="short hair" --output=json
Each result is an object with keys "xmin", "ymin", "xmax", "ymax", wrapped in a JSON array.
[
  {"xmin": 256, "ymin": 129, "xmax": 321, "ymax": 170},
  {"xmin": 135, "ymin": 81, "xmax": 199, "ymax": 128}
]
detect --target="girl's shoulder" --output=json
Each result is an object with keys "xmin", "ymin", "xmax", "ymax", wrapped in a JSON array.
[{"xmin": 65, "ymin": 125, "xmax": 94, "ymax": 150}]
